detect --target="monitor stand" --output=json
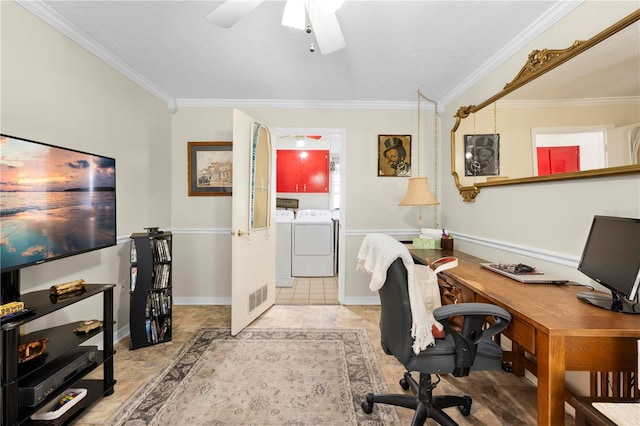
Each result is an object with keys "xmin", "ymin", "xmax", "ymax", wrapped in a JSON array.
[{"xmin": 577, "ymin": 291, "xmax": 640, "ymax": 314}]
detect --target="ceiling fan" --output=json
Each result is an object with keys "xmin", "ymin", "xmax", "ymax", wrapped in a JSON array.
[{"xmin": 205, "ymin": 0, "xmax": 346, "ymax": 55}]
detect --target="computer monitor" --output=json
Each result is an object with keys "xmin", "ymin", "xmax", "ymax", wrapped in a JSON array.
[{"xmin": 577, "ymin": 215, "xmax": 640, "ymax": 314}]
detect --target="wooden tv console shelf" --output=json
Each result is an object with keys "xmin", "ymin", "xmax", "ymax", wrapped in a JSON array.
[{"xmin": 409, "ymin": 248, "xmax": 640, "ymax": 426}]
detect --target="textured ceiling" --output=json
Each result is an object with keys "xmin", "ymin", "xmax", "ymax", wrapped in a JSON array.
[{"xmin": 25, "ymin": 0, "xmax": 579, "ymax": 107}]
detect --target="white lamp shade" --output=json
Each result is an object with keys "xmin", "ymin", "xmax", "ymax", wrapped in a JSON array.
[{"xmin": 399, "ymin": 177, "xmax": 439, "ymax": 206}]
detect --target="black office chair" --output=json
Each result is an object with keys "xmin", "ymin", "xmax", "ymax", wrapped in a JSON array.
[{"xmin": 361, "ymin": 257, "xmax": 512, "ymax": 426}]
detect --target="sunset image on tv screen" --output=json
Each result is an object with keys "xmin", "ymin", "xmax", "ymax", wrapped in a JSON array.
[{"xmin": 0, "ymin": 135, "xmax": 116, "ymax": 271}]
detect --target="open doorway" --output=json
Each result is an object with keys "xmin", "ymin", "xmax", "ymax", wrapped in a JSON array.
[{"xmin": 272, "ymin": 127, "xmax": 345, "ymax": 305}]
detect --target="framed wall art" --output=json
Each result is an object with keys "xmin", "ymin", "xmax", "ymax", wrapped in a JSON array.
[
  {"xmin": 187, "ymin": 141, "xmax": 233, "ymax": 196},
  {"xmin": 378, "ymin": 134, "xmax": 411, "ymax": 177},
  {"xmin": 464, "ymin": 134, "xmax": 500, "ymax": 177}
]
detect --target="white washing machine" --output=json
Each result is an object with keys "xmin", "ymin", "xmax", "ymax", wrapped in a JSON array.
[
  {"xmin": 292, "ymin": 209, "xmax": 334, "ymax": 277},
  {"xmin": 275, "ymin": 210, "xmax": 295, "ymax": 287}
]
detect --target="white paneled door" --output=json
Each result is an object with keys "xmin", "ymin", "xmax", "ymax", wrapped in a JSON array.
[{"xmin": 231, "ymin": 109, "xmax": 276, "ymax": 335}]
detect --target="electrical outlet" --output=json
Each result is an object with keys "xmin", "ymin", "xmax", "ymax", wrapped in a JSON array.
[{"xmin": 119, "ymin": 279, "xmax": 128, "ymax": 294}]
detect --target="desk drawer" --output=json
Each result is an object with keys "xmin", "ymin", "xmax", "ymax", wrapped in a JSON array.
[
  {"xmin": 444, "ymin": 276, "xmax": 476, "ymax": 303},
  {"xmin": 506, "ymin": 317, "xmax": 536, "ymax": 354}
]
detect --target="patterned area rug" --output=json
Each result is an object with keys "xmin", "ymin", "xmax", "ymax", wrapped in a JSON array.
[{"xmin": 109, "ymin": 328, "xmax": 400, "ymax": 425}]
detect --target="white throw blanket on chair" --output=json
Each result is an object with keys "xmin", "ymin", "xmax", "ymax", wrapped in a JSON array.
[{"xmin": 356, "ymin": 233, "xmax": 436, "ymax": 354}]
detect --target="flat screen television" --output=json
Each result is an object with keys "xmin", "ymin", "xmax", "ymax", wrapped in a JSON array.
[
  {"xmin": 577, "ymin": 215, "xmax": 640, "ymax": 314},
  {"xmin": 0, "ymin": 134, "xmax": 116, "ymax": 302}
]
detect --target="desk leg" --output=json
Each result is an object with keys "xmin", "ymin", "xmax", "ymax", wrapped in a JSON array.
[
  {"xmin": 537, "ymin": 332, "xmax": 566, "ymax": 426},
  {"xmin": 512, "ymin": 341, "xmax": 526, "ymax": 377}
]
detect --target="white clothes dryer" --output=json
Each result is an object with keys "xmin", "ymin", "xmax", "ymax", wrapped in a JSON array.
[
  {"xmin": 291, "ymin": 209, "xmax": 334, "ymax": 277},
  {"xmin": 275, "ymin": 210, "xmax": 295, "ymax": 287}
]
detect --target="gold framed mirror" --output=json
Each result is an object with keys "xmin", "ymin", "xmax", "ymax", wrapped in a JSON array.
[{"xmin": 451, "ymin": 10, "xmax": 640, "ymax": 202}]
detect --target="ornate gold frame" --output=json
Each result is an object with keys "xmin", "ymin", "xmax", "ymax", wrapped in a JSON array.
[{"xmin": 451, "ymin": 10, "xmax": 640, "ymax": 202}]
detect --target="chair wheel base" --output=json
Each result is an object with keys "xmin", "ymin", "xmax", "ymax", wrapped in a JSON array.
[
  {"xmin": 458, "ymin": 396, "xmax": 473, "ymax": 416},
  {"xmin": 399, "ymin": 377, "xmax": 410, "ymax": 390},
  {"xmin": 361, "ymin": 393, "xmax": 374, "ymax": 414}
]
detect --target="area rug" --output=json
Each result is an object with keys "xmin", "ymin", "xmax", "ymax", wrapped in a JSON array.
[{"xmin": 108, "ymin": 328, "xmax": 400, "ymax": 425}]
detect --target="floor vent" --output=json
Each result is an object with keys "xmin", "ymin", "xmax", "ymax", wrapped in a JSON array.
[{"xmin": 249, "ymin": 285, "xmax": 268, "ymax": 312}]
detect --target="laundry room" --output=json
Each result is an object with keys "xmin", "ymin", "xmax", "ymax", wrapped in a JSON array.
[{"xmin": 274, "ymin": 130, "xmax": 342, "ymax": 304}]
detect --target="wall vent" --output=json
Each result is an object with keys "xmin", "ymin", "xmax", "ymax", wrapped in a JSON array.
[{"xmin": 249, "ymin": 285, "xmax": 268, "ymax": 313}]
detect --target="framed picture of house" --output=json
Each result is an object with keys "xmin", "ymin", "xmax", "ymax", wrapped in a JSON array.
[
  {"xmin": 464, "ymin": 134, "xmax": 500, "ymax": 176},
  {"xmin": 187, "ymin": 141, "xmax": 233, "ymax": 196},
  {"xmin": 378, "ymin": 134, "xmax": 411, "ymax": 177}
]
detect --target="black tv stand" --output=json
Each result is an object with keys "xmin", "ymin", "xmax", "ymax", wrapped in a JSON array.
[
  {"xmin": 1, "ymin": 269, "xmax": 21, "ymax": 304},
  {"xmin": 577, "ymin": 291, "xmax": 640, "ymax": 314}
]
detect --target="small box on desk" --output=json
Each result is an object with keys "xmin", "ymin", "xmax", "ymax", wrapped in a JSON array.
[
  {"xmin": 440, "ymin": 238, "xmax": 454, "ymax": 252},
  {"xmin": 413, "ymin": 237, "xmax": 440, "ymax": 249}
]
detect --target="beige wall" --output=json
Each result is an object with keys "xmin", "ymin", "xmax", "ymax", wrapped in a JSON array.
[
  {"xmin": 1, "ymin": 1, "xmax": 172, "ymax": 336},
  {"xmin": 170, "ymin": 107, "xmax": 438, "ymax": 302}
]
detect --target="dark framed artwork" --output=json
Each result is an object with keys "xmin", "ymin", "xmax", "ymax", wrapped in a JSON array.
[
  {"xmin": 187, "ymin": 141, "xmax": 233, "ymax": 196},
  {"xmin": 378, "ymin": 134, "xmax": 411, "ymax": 177},
  {"xmin": 464, "ymin": 134, "xmax": 500, "ymax": 176}
]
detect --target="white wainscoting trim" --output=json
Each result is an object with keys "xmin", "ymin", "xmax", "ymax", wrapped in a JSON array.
[
  {"xmin": 452, "ymin": 231, "xmax": 580, "ymax": 268},
  {"xmin": 346, "ymin": 228, "xmax": 580, "ymax": 268}
]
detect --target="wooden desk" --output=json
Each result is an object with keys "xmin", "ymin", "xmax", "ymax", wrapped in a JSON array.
[
  {"xmin": 572, "ymin": 396, "xmax": 640, "ymax": 426},
  {"xmin": 410, "ymin": 248, "xmax": 640, "ymax": 426}
]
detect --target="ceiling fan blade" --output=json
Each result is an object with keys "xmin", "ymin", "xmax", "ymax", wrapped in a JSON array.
[
  {"xmin": 205, "ymin": 0, "xmax": 264, "ymax": 29},
  {"xmin": 307, "ymin": 1, "xmax": 345, "ymax": 55}
]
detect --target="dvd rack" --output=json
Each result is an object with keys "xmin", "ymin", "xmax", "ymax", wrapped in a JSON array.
[{"xmin": 129, "ymin": 232, "xmax": 173, "ymax": 350}]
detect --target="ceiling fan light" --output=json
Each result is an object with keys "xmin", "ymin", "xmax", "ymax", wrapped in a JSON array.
[
  {"xmin": 318, "ymin": 0, "xmax": 344, "ymax": 14},
  {"xmin": 282, "ymin": 0, "xmax": 306, "ymax": 30}
]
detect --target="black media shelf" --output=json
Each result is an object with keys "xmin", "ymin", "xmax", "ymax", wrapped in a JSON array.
[
  {"xmin": 1, "ymin": 284, "xmax": 116, "ymax": 426},
  {"xmin": 129, "ymin": 232, "xmax": 172, "ymax": 350}
]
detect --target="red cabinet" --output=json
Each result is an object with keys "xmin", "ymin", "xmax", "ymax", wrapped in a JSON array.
[
  {"xmin": 536, "ymin": 146, "xmax": 580, "ymax": 176},
  {"xmin": 277, "ymin": 150, "xmax": 329, "ymax": 193}
]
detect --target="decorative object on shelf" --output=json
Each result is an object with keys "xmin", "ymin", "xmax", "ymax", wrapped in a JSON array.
[
  {"xmin": 49, "ymin": 279, "xmax": 86, "ymax": 296},
  {"xmin": 187, "ymin": 141, "xmax": 233, "ymax": 196},
  {"xmin": 0, "ymin": 307, "xmax": 35, "ymax": 323},
  {"xmin": 144, "ymin": 227, "xmax": 162, "ymax": 235},
  {"xmin": 378, "ymin": 134, "xmax": 411, "ymax": 177},
  {"xmin": 73, "ymin": 320, "xmax": 103, "ymax": 335},
  {"xmin": 18, "ymin": 338, "xmax": 49, "ymax": 364},
  {"xmin": 1, "ymin": 300, "xmax": 25, "ymax": 317}
]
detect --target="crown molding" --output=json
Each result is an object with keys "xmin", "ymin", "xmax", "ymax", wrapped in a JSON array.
[
  {"xmin": 18, "ymin": 0, "xmax": 583, "ymax": 113},
  {"xmin": 176, "ymin": 98, "xmax": 428, "ymax": 110},
  {"xmin": 498, "ymin": 95, "xmax": 640, "ymax": 109},
  {"xmin": 16, "ymin": 0, "xmax": 177, "ymax": 113},
  {"xmin": 440, "ymin": 1, "xmax": 583, "ymax": 107}
]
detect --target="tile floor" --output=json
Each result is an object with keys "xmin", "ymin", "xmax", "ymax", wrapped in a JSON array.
[
  {"xmin": 70, "ymin": 304, "xmax": 560, "ymax": 426},
  {"xmin": 275, "ymin": 276, "xmax": 339, "ymax": 304}
]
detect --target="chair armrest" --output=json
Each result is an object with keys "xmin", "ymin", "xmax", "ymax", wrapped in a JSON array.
[
  {"xmin": 434, "ymin": 302, "xmax": 510, "ymax": 322},
  {"xmin": 433, "ymin": 303, "xmax": 512, "ymax": 376}
]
